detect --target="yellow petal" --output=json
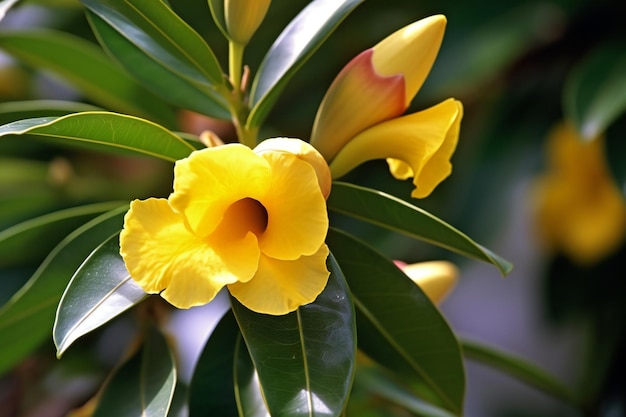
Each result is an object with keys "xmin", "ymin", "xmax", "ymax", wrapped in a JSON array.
[
  {"xmin": 228, "ymin": 245, "xmax": 330, "ymax": 315},
  {"xmin": 169, "ymin": 144, "xmax": 271, "ymax": 237},
  {"xmin": 533, "ymin": 123, "xmax": 626, "ymax": 264},
  {"xmin": 225, "ymin": 0, "xmax": 271, "ymax": 44},
  {"xmin": 310, "ymin": 49, "xmax": 406, "ymax": 161},
  {"xmin": 372, "ymin": 15, "xmax": 446, "ymax": 107},
  {"xmin": 399, "ymin": 260, "xmax": 458, "ymax": 304},
  {"xmin": 330, "ymin": 98, "xmax": 463, "ymax": 198},
  {"xmin": 257, "ymin": 150, "xmax": 329, "ymax": 260},
  {"xmin": 120, "ymin": 198, "xmax": 260, "ymax": 309},
  {"xmin": 254, "ymin": 137, "xmax": 332, "ymax": 199}
]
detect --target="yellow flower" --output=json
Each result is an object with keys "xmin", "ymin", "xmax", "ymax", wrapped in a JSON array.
[
  {"xmin": 225, "ymin": 0, "xmax": 271, "ymax": 45},
  {"xmin": 533, "ymin": 123, "xmax": 626, "ymax": 265},
  {"xmin": 310, "ymin": 15, "xmax": 463, "ymax": 199},
  {"xmin": 395, "ymin": 260, "xmax": 458, "ymax": 304},
  {"xmin": 119, "ymin": 139, "xmax": 330, "ymax": 315}
]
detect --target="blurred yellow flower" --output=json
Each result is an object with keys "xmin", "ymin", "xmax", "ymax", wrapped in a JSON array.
[
  {"xmin": 120, "ymin": 139, "xmax": 330, "ymax": 315},
  {"xmin": 534, "ymin": 123, "xmax": 626, "ymax": 265},
  {"xmin": 225, "ymin": 0, "xmax": 271, "ymax": 45},
  {"xmin": 310, "ymin": 15, "xmax": 463, "ymax": 199},
  {"xmin": 395, "ymin": 260, "xmax": 458, "ymax": 304}
]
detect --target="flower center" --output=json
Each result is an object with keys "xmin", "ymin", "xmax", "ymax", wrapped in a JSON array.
[{"xmin": 221, "ymin": 197, "xmax": 269, "ymax": 238}]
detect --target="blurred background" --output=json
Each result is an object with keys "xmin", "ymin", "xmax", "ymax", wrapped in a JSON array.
[{"xmin": 1, "ymin": 0, "xmax": 625, "ymax": 416}]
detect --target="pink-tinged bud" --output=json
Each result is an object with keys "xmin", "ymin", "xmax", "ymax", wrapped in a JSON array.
[
  {"xmin": 310, "ymin": 15, "xmax": 447, "ymax": 162},
  {"xmin": 225, "ymin": 0, "xmax": 271, "ymax": 44},
  {"xmin": 254, "ymin": 138, "xmax": 332, "ymax": 199}
]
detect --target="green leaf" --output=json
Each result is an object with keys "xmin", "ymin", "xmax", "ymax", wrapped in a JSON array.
[
  {"xmin": 0, "ymin": 205, "xmax": 127, "ymax": 376},
  {"xmin": 84, "ymin": 4, "xmax": 231, "ymax": 120},
  {"xmin": 54, "ymin": 233, "xmax": 148, "ymax": 357},
  {"xmin": 230, "ymin": 254, "xmax": 356, "ymax": 417},
  {"xmin": 247, "ymin": 0, "xmax": 364, "ymax": 128},
  {"xmin": 234, "ymin": 333, "xmax": 271, "ymax": 417},
  {"xmin": 564, "ymin": 43, "xmax": 626, "ymax": 140},
  {"xmin": 0, "ymin": 201, "xmax": 125, "ymax": 269},
  {"xmin": 188, "ymin": 310, "xmax": 239, "ymax": 417},
  {"xmin": 93, "ymin": 325, "xmax": 177, "ymax": 417},
  {"xmin": 0, "ymin": 29, "xmax": 177, "ymax": 128},
  {"xmin": 327, "ymin": 228, "xmax": 465, "ymax": 414},
  {"xmin": 461, "ymin": 339, "xmax": 581, "ymax": 409},
  {"xmin": 0, "ymin": 112, "xmax": 196, "ymax": 161},
  {"xmin": 328, "ymin": 182, "xmax": 513, "ymax": 276},
  {"xmin": 0, "ymin": 100, "xmax": 102, "ymax": 126},
  {"xmin": 207, "ymin": 0, "xmax": 228, "ymax": 39}
]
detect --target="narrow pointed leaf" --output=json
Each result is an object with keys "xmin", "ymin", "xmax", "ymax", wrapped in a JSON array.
[
  {"xmin": 328, "ymin": 182, "xmax": 513, "ymax": 275},
  {"xmin": 207, "ymin": 0, "xmax": 228, "ymax": 39},
  {"xmin": 0, "ymin": 201, "xmax": 125, "ymax": 268},
  {"xmin": 0, "ymin": 29, "xmax": 177, "ymax": 128},
  {"xmin": 188, "ymin": 311, "xmax": 239, "ymax": 417},
  {"xmin": 327, "ymin": 228, "xmax": 465, "ymax": 414},
  {"xmin": 93, "ymin": 325, "xmax": 177, "ymax": 417},
  {"xmin": 0, "ymin": 100, "xmax": 102, "ymax": 125},
  {"xmin": 0, "ymin": 112, "xmax": 196, "ymax": 161},
  {"xmin": 231, "ymin": 254, "xmax": 356, "ymax": 417},
  {"xmin": 81, "ymin": 0, "xmax": 224, "ymax": 86},
  {"xmin": 54, "ymin": 234, "xmax": 148, "ymax": 357},
  {"xmin": 564, "ymin": 44, "xmax": 626, "ymax": 140},
  {"xmin": 247, "ymin": 0, "xmax": 364, "ymax": 128},
  {"xmin": 0, "ymin": 205, "xmax": 128, "ymax": 375}
]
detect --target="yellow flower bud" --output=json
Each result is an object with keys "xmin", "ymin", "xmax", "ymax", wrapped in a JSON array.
[{"xmin": 225, "ymin": 0, "xmax": 271, "ymax": 44}]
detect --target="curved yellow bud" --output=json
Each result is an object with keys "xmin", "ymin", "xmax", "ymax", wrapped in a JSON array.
[
  {"xmin": 254, "ymin": 138, "xmax": 332, "ymax": 199},
  {"xmin": 225, "ymin": 0, "xmax": 271, "ymax": 44},
  {"xmin": 330, "ymin": 98, "xmax": 463, "ymax": 198},
  {"xmin": 398, "ymin": 260, "xmax": 458, "ymax": 304},
  {"xmin": 372, "ymin": 14, "xmax": 446, "ymax": 107}
]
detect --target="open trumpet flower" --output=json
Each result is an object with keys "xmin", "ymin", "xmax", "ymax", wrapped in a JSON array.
[
  {"xmin": 120, "ymin": 139, "xmax": 331, "ymax": 315},
  {"xmin": 310, "ymin": 15, "xmax": 463, "ymax": 198}
]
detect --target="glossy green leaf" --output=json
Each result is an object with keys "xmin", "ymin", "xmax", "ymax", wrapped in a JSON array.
[
  {"xmin": 0, "ymin": 112, "xmax": 196, "ymax": 162},
  {"xmin": 0, "ymin": 100, "xmax": 102, "ymax": 125},
  {"xmin": 234, "ymin": 334, "xmax": 271, "ymax": 417},
  {"xmin": 564, "ymin": 44, "xmax": 626, "ymax": 140},
  {"xmin": 93, "ymin": 325, "xmax": 177, "ymax": 417},
  {"xmin": 207, "ymin": 0, "xmax": 228, "ymax": 39},
  {"xmin": 83, "ymin": 0, "xmax": 230, "ymax": 119},
  {"xmin": 0, "ymin": 205, "xmax": 127, "ymax": 375},
  {"xmin": 461, "ymin": 339, "xmax": 581, "ymax": 408},
  {"xmin": 188, "ymin": 310, "xmax": 239, "ymax": 417},
  {"xmin": 230, "ymin": 254, "xmax": 356, "ymax": 417},
  {"xmin": 328, "ymin": 182, "xmax": 513, "ymax": 276},
  {"xmin": 0, "ymin": 29, "xmax": 177, "ymax": 128},
  {"xmin": 247, "ymin": 0, "xmax": 364, "ymax": 128},
  {"xmin": 354, "ymin": 366, "xmax": 457, "ymax": 417},
  {"xmin": 327, "ymin": 228, "xmax": 465, "ymax": 414},
  {"xmin": 0, "ymin": 201, "xmax": 124, "ymax": 269},
  {"xmin": 54, "ymin": 233, "xmax": 148, "ymax": 357}
]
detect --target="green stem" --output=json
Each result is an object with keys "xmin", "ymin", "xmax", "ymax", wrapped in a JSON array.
[
  {"xmin": 229, "ymin": 41, "xmax": 245, "ymax": 94},
  {"xmin": 461, "ymin": 339, "xmax": 583, "ymax": 411}
]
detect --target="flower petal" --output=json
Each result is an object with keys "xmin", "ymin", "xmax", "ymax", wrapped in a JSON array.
[
  {"xmin": 120, "ymin": 198, "xmax": 260, "ymax": 309},
  {"xmin": 329, "ymin": 98, "xmax": 463, "ymax": 198},
  {"xmin": 257, "ymin": 150, "xmax": 329, "ymax": 260},
  {"xmin": 399, "ymin": 260, "xmax": 458, "ymax": 304},
  {"xmin": 228, "ymin": 244, "xmax": 330, "ymax": 315},
  {"xmin": 169, "ymin": 144, "xmax": 271, "ymax": 237},
  {"xmin": 372, "ymin": 15, "xmax": 446, "ymax": 106},
  {"xmin": 310, "ymin": 49, "xmax": 406, "ymax": 161}
]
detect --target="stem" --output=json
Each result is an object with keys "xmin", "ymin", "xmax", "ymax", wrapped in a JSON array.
[
  {"xmin": 229, "ymin": 41, "xmax": 245, "ymax": 94},
  {"xmin": 227, "ymin": 41, "xmax": 259, "ymax": 147}
]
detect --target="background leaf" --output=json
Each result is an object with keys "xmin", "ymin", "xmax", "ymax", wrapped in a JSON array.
[
  {"xmin": 0, "ymin": 100, "xmax": 102, "ymax": 125},
  {"xmin": 0, "ymin": 112, "xmax": 196, "ymax": 161},
  {"xmin": 93, "ymin": 324, "xmax": 177, "ymax": 417},
  {"xmin": 247, "ymin": 0, "xmax": 364, "ymax": 128},
  {"xmin": 327, "ymin": 228, "xmax": 465, "ymax": 414},
  {"xmin": 54, "ymin": 233, "xmax": 148, "ymax": 357},
  {"xmin": 563, "ymin": 43, "xmax": 626, "ymax": 140},
  {"xmin": 231, "ymin": 254, "xmax": 356, "ymax": 417},
  {"xmin": 234, "ymin": 333, "xmax": 271, "ymax": 417},
  {"xmin": 188, "ymin": 310, "xmax": 239, "ymax": 417},
  {"xmin": 0, "ymin": 29, "xmax": 177, "ymax": 128},
  {"xmin": 0, "ymin": 205, "xmax": 127, "ymax": 375},
  {"xmin": 328, "ymin": 181, "xmax": 513, "ymax": 275},
  {"xmin": 0, "ymin": 201, "xmax": 124, "ymax": 269}
]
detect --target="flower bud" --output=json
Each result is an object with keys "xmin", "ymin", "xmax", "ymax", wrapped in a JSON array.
[{"xmin": 225, "ymin": 0, "xmax": 271, "ymax": 45}]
